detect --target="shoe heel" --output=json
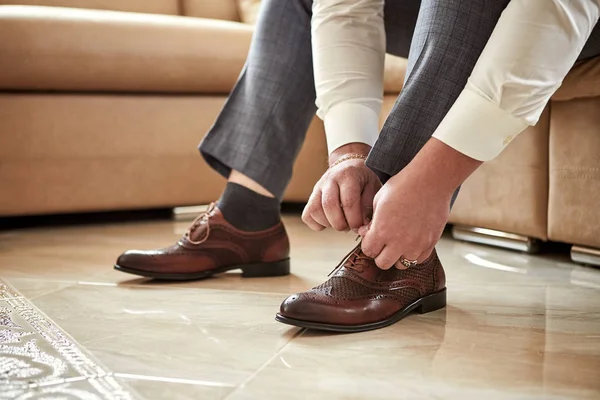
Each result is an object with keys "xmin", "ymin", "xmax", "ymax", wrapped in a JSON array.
[
  {"xmin": 416, "ymin": 288, "xmax": 446, "ymax": 314},
  {"xmin": 240, "ymin": 259, "xmax": 290, "ymax": 278}
]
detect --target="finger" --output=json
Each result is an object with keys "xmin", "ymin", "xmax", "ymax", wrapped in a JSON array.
[
  {"xmin": 302, "ymin": 212, "xmax": 326, "ymax": 231},
  {"xmin": 301, "ymin": 203, "xmax": 326, "ymax": 231},
  {"xmin": 357, "ymin": 222, "xmax": 371, "ymax": 237},
  {"xmin": 374, "ymin": 245, "xmax": 399, "ymax": 270},
  {"xmin": 308, "ymin": 190, "xmax": 331, "ymax": 229},
  {"xmin": 394, "ymin": 248, "xmax": 422, "ymax": 270},
  {"xmin": 417, "ymin": 246, "xmax": 435, "ymax": 264},
  {"xmin": 361, "ymin": 182, "xmax": 378, "ymax": 225},
  {"xmin": 361, "ymin": 228, "xmax": 384, "ymax": 258},
  {"xmin": 302, "ymin": 191, "xmax": 329, "ymax": 230},
  {"xmin": 321, "ymin": 183, "xmax": 349, "ymax": 231},
  {"xmin": 338, "ymin": 180, "xmax": 363, "ymax": 230}
]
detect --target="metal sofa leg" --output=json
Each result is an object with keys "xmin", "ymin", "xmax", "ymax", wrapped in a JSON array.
[
  {"xmin": 571, "ymin": 245, "xmax": 600, "ymax": 268},
  {"xmin": 451, "ymin": 225, "xmax": 541, "ymax": 253}
]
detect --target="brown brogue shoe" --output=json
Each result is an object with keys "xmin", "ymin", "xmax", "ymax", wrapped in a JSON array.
[
  {"xmin": 276, "ymin": 243, "xmax": 446, "ymax": 332},
  {"xmin": 115, "ymin": 203, "xmax": 290, "ymax": 280}
]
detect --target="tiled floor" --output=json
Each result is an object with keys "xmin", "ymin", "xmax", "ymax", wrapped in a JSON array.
[{"xmin": 1, "ymin": 215, "xmax": 599, "ymax": 399}]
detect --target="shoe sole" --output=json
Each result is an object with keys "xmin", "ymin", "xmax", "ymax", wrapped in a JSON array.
[
  {"xmin": 114, "ymin": 258, "xmax": 290, "ymax": 281},
  {"xmin": 275, "ymin": 288, "xmax": 446, "ymax": 333}
]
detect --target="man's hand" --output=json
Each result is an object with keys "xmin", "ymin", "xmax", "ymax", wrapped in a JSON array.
[
  {"xmin": 358, "ymin": 138, "xmax": 483, "ymax": 269},
  {"xmin": 302, "ymin": 143, "xmax": 381, "ymax": 232},
  {"xmin": 358, "ymin": 169, "xmax": 452, "ymax": 269}
]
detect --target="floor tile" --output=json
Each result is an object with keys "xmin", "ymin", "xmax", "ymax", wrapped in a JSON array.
[
  {"xmin": 29, "ymin": 284, "xmax": 300, "ymax": 386},
  {"xmin": 3, "ymin": 278, "xmax": 75, "ymax": 300},
  {"xmin": 6, "ymin": 377, "xmax": 134, "ymax": 400},
  {"xmin": 229, "ymin": 302, "xmax": 600, "ymax": 400},
  {"xmin": 2, "ymin": 214, "xmax": 600, "ymax": 399},
  {"xmin": 114, "ymin": 375, "xmax": 235, "ymax": 400}
]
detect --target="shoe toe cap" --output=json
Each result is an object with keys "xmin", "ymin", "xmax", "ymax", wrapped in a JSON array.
[
  {"xmin": 279, "ymin": 291, "xmax": 336, "ymax": 324},
  {"xmin": 115, "ymin": 249, "xmax": 150, "ymax": 269},
  {"xmin": 279, "ymin": 288, "xmax": 402, "ymax": 327}
]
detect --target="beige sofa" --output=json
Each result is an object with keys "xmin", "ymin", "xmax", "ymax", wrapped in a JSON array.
[{"xmin": 1, "ymin": 0, "xmax": 599, "ymax": 266}]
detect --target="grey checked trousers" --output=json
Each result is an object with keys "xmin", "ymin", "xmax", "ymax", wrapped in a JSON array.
[{"xmin": 200, "ymin": 0, "xmax": 600, "ymax": 201}]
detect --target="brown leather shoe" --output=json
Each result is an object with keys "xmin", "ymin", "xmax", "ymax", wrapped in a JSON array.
[
  {"xmin": 115, "ymin": 203, "xmax": 290, "ymax": 280},
  {"xmin": 276, "ymin": 243, "xmax": 446, "ymax": 332}
]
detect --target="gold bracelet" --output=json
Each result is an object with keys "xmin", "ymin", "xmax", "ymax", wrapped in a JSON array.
[{"xmin": 329, "ymin": 153, "xmax": 367, "ymax": 169}]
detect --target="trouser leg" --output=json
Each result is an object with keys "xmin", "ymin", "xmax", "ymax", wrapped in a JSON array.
[{"xmin": 199, "ymin": 0, "xmax": 422, "ymax": 201}]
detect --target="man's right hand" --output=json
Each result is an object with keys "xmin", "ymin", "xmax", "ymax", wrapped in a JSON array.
[{"xmin": 302, "ymin": 143, "xmax": 381, "ymax": 232}]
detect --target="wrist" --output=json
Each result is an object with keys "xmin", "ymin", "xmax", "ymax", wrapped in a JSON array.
[
  {"xmin": 328, "ymin": 142, "xmax": 372, "ymax": 166},
  {"xmin": 403, "ymin": 138, "xmax": 482, "ymax": 193}
]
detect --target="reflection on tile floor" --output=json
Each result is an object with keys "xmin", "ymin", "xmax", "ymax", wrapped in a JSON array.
[{"xmin": 1, "ymin": 215, "xmax": 599, "ymax": 399}]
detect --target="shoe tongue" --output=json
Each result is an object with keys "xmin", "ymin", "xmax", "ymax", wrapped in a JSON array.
[
  {"xmin": 183, "ymin": 203, "xmax": 219, "ymax": 243},
  {"xmin": 187, "ymin": 220, "xmax": 208, "ymax": 242}
]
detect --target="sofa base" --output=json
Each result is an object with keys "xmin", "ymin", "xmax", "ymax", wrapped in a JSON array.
[
  {"xmin": 452, "ymin": 225, "xmax": 541, "ymax": 253},
  {"xmin": 172, "ymin": 205, "xmax": 210, "ymax": 221},
  {"xmin": 571, "ymin": 245, "xmax": 600, "ymax": 268}
]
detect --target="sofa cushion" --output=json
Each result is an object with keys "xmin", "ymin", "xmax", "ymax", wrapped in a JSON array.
[
  {"xmin": 0, "ymin": 5, "xmax": 252, "ymax": 93},
  {"xmin": 0, "ymin": 93, "xmax": 228, "ymax": 215},
  {"xmin": 548, "ymin": 97, "xmax": 600, "ymax": 248},
  {"xmin": 237, "ymin": 0, "xmax": 261, "ymax": 24},
  {"xmin": 0, "ymin": 92, "xmax": 327, "ymax": 215},
  {"xmin": 552, "ymin": 56, "xmax": 600, "ymax": 101},
  {"xmin": 181, "ymin": 0, "xmax": 240, "ymax": 21},
  {"xmin": 0, "ymin": 0, "xmax": 179, "ymax": 14}
]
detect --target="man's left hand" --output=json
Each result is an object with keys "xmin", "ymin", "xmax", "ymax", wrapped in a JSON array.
[
  {"xmin": 358, "ymin": 168, "xmax": 452, "ymax": 269},
  {"xmin": 358, "ymin": 138, "xmax": 483, "ymax": 270}
]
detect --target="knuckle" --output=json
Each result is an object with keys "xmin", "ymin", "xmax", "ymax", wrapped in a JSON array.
[
  {"xmin": 332, "ymin": 224, "xmax": 347, "ymax": 232},
  {"xmin": 348, "ymin": 220, "xmax": 362, "ymax": 230},
  {"xmin": 340, "ymin": 195, "xmax": 359, "ymax": 208},
  {"xmin": 307, "ymin": 201, "xmax": 320, "ymax": 212},
  {"xmin": 371, "ymin": 229, "xmax": 385, "ymax": 242},
  {"xmin": 322, "ymin": 197, "xmax": 337, "ymax": 209},
  {"xmin": 362, "ymin": 245, "xmax": 376, "ymax": 258}
]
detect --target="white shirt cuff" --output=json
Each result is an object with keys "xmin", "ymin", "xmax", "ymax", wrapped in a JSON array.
[
  {"xmin": 432, "ymin": 84, "xmax": 529, "ymax": 161},
  {"xmin": 324, "ymin": 103, "xmax": 380, "ymax": 154}
]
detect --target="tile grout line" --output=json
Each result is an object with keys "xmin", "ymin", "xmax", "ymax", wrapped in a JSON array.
[
  {"xmin": 222, "ymin": 328, "xmax": 306, "ymax": 400},
  {"xmin": 1, "ymin": 279, "xmax": 78, "ymax": 308},
  {"xmin": 27, "ymin": 285, "xmax": 78, "ymax": 302}
]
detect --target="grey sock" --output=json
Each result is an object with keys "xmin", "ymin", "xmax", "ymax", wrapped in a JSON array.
[{"xmin": 217, "ymin": 182, "xmax": 281, "ymax": 231}]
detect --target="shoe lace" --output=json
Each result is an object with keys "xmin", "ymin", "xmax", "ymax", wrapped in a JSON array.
[
  {"xmin": 184, "ymin": 202, "xmax": 216, "ymax": 245},
  {"xmin": 327, "ymin": 239, "xmax": 371, "ymax": 277}
]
